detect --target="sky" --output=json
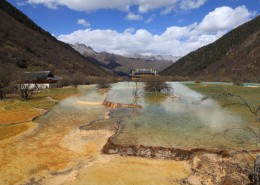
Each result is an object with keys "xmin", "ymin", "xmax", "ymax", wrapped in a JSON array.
[{"xmin": 8, "ymin": 0, "xmax": 260, "ymax": 56}]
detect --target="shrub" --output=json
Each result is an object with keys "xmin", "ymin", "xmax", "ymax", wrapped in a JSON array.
[
  {"xmin": 233, "ymin": 80, "xmax": 243, "ymax": 86},
  {"xmin": 58, "ymin": 77, "xmax": 69, "ymax": 88},
  {"xmin": 96, "ymin": 78, "xmax": 111, "ymax": 89},
  {"xmin": 16, "ymin": 58, "xmax": 28, "ymax": 68},
  {"xmin": 69, "ymin": 73, "xmax": 83, "ymax": 88},
  {"xmin": 143, "ymin": 76, "xmax": 171, "ymax": 94},
  {"xmin": 0, "ymin": 65, "xmax": 17, "ymax": 99}
]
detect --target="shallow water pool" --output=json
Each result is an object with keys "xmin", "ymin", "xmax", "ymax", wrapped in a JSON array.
[{"xmin": 106, "ymin": 82, "xmax": 259, "ymax": 150}]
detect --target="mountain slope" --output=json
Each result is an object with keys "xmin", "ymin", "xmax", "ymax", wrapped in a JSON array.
[
  {"xmin": 0, "ymin": 0, "xmax": 111, "ymax": 77},
  {"xmin": 72, "ymin": 43, "xmax": 177, "ymax": 76},
  {"xmin": 161, "ymin": 16, "xmax": 260, "ymax": 82}
]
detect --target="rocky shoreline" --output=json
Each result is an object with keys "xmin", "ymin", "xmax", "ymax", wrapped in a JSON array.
[
  {"xmin": 102, "ymin": 98, "xmax": 142, "ymax": 109},
  {"xmin": 102, "ymin": 121, "xmax": 260, "ymax": 162},
  {"xmin": 101, "ymin": 122, "xmax": 260, "ymax": 185},
  {"xmin": 101, "ymin": 119, "xmax": 230, "ymax": 161},
  {"xmin": 103, "ymin": 137, "xmax": 232, "ymax": 161}
]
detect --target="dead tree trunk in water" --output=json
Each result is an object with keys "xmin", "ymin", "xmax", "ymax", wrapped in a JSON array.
[
  {"xmin": 223, "ymin": 92, "xmax": 260, "ymax": 141},
  {"xmin": 254, "ymin": 155, "xmax": 260, "ymax": 185}
]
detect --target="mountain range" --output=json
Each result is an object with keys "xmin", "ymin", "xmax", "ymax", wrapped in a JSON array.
[
  {"xmin": 123, "ymin": 53, "xmax": 179, "ymax": 62},
  {"xmin": 72, "ymin": 43, "xmax": 178, "ymax": 76},
  {"xmin": 1, "ymin": 0, "xmax": 259, "ymax": 82},
  {"xmin": 161, "ymin": 15, "xmax": 260, "ymax": 82}
]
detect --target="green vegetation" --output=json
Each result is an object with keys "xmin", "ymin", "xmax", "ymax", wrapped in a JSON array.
[
  {"xmin": 161, "ymin": 16, "xmax": 260, "ymax": 82},
  {"xmin": 185, "ymin": 83, "xmax": 260, "ymax": 124},
  {"xmin": 1, "ymin": 87, "xmax": 80, "ymax": 112},
  {"xmin": 0, "ymin": 87, "xmax": 81, "ymax": 126}
]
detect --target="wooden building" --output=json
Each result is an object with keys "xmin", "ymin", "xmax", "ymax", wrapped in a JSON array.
[
  {"xmin": 130, "ymin": 68, "xmax": 158, "ymax": 79},
  {"xmin": 24, "ymin": 71, "xmax": 62, "ymax": 89}
]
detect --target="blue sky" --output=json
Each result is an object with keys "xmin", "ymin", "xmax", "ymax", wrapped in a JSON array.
[{"xmin": 8, "ymin": 0, "xmax": 259, "ymax": 56}]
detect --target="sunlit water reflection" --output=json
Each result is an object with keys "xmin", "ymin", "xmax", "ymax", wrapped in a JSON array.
[{"xmin": 107, "ymin": 82, "xmax": 258, "ymax": 150}]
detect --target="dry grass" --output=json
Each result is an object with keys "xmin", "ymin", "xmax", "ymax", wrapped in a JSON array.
[
  {"xmin": 0, "ymin": 87, "xmax": 80, "ymax": 124},
  {"xmin": 0, "ymin": 87, "xmax": 80, "ymax": 143},
  {"xmin": 0, "ymin": 122, "xmax": 36, "ymax": 140},
  {"xmin": 0, "ymin": 108, "xmax": 43, "ymax": 124}
]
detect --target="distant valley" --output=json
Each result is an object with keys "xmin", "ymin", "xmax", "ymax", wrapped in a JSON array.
[
  {"xmin": 1, "ymin": 0, "xmax": 259, "ymax": 82},
  {"xmin": 72, "ymin": 43, "xmax": 179, "ymax": 76}
]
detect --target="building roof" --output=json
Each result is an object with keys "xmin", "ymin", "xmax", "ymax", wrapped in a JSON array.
[
  {"xmin": 130, "ymin": 69, "xmax": 157, "ymax": 76},
  {"xmin": 25, "ymin": 71, "xmax": 54, "ymax": 79},
  {"xmin": 24, "ymin": 71, "xmax": 61, "ymax": 82}
]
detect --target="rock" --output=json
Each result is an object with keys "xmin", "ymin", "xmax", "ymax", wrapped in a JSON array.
[{"xmin": 102, "ymin": 99, "xmax": 142, "ymax": 109}]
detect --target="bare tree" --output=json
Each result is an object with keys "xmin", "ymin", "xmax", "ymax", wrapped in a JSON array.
[
  {"xmin": 15, "ymin": 72, "xmax": 37, "ymax": 100},
  {"xmin": 0, "ymin": 70, "xmax": 11, "ymax": 99},
  {"xmin": 0, "ymin": 66, "xmax": 16, "ymax": 99},
  {"xmin": 223, "ymin": 92, "xmax": 260, "ymax": 141},
  {"xmin": 143, "ymin": 76, "xmax": 171, "ymax": 94},
  {"xmin": 199, "ymin": 90, "xmax": 260, "ymax": 184},
  {"xmin": 132, "ymin": 81, "xmax": 142, "ymax": 98},
  {"xmin": 16, "ymin": 83, "xmax": 36, "ymax": 100},
  {"xmin": 131, "ymin": 80, "xmax": 143, "ymax": 106},
  {"xmin": 193, "ymin": 89, "xmax": 260, "ymax": 184},
  {"xmin": 221, "ymin": 92, "xmax": 260, "ymax": 184},
  {"xmin": 96, "ymin": 78, "xmax": 111, "ymax": 89},
  {"xmin": 68, "ymin": 72, "xmax": 83, "ymax": 88},
  {"xmin": 58, "ymin": 77, "xmax": 68, "ymax": 87}
]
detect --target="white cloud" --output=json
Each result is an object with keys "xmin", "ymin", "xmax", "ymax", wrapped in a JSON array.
[
  {"xmin": 145, "ymin": 14, "xmax": 156, "ymax": 23},
  {"xmin": 137, "ymin": 0, "xmax": 177, "ymax": 13},
  {"xmin": 180, "ymin": 0, "xmax": 207, "ymax": 10},
  {"xmin": 124, "ymin": 28, "xmax": 136, "ymax": 33},
  {"xmin": 26, "ymin": 0, "xmax": 207, "ymax": 14},
  {"xmin": 27, "ymin": 0, "xmax": 131, "ymax": 11},
  {"xmin": 126, "ymin": 13, "xmax": 142, "ymax": 21},
  {"xmin": 161, "ymin": 5, "xmax": 176, "ymax": 15},
  {"xmin": 57, "ymin": 6, "xmax": 254, "ymax": 56},
  {"xmin": 77, "ymin": 19, "xmax": 91, "ymax": 27},
  {"xmin": 197, "ymin": 6, "xmax": 256, "ymax": 33}
]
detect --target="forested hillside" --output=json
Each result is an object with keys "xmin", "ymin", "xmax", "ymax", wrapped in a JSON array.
[
  {"xmin": 0, "ymin": 0, "xmax": 111, "ymax": 77},
  {"xmin": 161, "ymin": 16, "xmax": 260, "ymax": 82}
]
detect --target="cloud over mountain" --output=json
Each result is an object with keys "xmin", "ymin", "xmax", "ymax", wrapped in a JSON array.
[{"xmin": 57, "ymin": 6, "xmax": 255, "ymax": 56}]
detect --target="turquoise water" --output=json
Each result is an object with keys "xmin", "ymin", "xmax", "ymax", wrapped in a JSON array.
[
  {"xmin": 34, "ymin": 83, "xmax": 259, "ymax": 151},
  {"xmin": 243, "ymin": 83, "xmax": 260, "ymax": 87},
  {"xmin": 106, "ymin": 82, "xmax": 259, "ymax": 150},
  {"xmin": 35, "ymin": 86, "xmax": 106, "ymax": 130}
]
